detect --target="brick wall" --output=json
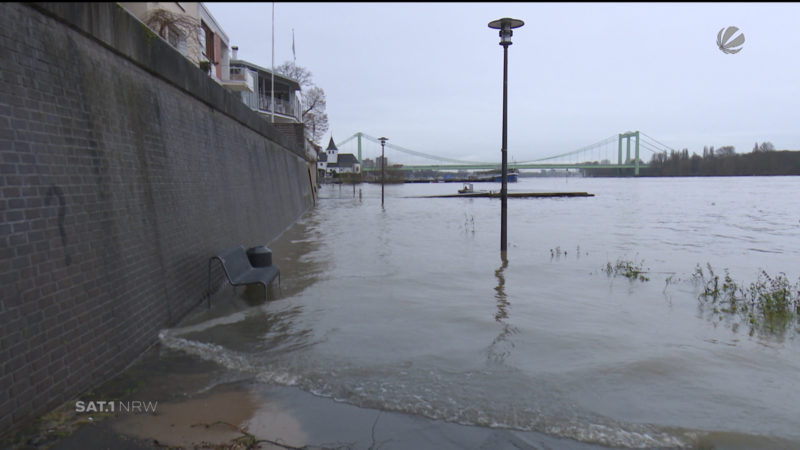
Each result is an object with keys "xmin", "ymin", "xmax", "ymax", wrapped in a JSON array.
[
  {"xmin": 272, "ymin": 123, "xmax": 306, "ymax": 154},
  {"xmin": 0, "ymin": 2, "xmax": 313, "ymax": 433}
]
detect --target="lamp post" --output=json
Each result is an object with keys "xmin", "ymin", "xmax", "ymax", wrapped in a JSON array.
[
  {"xmin": 378, "ymin": 137, "xmax": 388, "ymax": 208},
  {"xmin": 488, "ymin": 17, "xmax": 524, "ymax": 254}
]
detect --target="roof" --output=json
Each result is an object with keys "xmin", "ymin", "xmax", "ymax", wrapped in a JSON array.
[
  {"xmin": 318, "ymin": 152, "xmax": 327, "ymax": 162},
  {"xmin": 326, "ymin": 137, "xmax": 338, "ymax": 151},
  {"xmin": 229, "ymin": 59, "xmax": 301, "ymax": 91},
  {"xmin": 337, "ymin": 153, "xmax": 360, "ymax": 167}
]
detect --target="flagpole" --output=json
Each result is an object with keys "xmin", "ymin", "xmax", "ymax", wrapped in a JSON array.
[{"xmin": 271, "ymin": 2, "xmax": 275, "ymax": 123}]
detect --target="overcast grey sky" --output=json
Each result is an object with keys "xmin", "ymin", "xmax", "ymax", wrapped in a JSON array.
[{"xmin": 206, "ymin": 2, "xmax": 800, "ymax": 164}]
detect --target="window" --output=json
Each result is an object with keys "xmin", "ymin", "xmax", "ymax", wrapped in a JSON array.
[{"xmin": 201, "ymin": 21, "xmax": 215, "ymax": 63}]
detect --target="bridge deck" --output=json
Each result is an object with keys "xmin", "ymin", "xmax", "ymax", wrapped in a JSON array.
[
  {"xmin": 365, "ymin": 163, "xmax": 645, "ymax": 171},
  {"xmin": 417, "ymin": 191, "xmax": 595, "ymax": 199}
]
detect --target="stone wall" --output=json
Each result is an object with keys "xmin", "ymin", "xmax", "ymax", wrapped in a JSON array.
[{"xmin": 0, "ymin": 2, "xmax": 313, "ymax": 432}]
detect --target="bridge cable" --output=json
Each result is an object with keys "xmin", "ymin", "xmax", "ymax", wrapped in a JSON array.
[
  {"xmin": 516, "ymin": 135, "xmax": 618, "ymax": 164},
  {"xmin": 358, "ymin": 132, "xmax": 496, "ymax": 165},
  {"xmin": 335, "ymin": 131, "xmax": 673, "ymax": 167},
  {"xmin": 639, "ymin": 141, "xmax": 666, "ymax": 155},
  {"xmin": 640, "ymin": 132, "xmax": 677, "ymax": 152},
  {"xmin": 335, "ymin": 134, "xmax": 359, "ymax": 149},
  {"xmin": 641, "ymin": 140, "xmax": 672, "ymax": 155}
]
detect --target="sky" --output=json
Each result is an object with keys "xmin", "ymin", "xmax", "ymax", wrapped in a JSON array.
[{"xmin": 205, "ymin": 2, "xmax": 800, "ymax": 164}]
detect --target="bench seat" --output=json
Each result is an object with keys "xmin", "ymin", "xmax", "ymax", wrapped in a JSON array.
[{"xmin": 208, "ymin": 246, "xmax": 280, "ymax": 305}]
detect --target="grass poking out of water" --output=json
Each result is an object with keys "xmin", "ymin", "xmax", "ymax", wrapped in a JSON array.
[
  {"xmin": 693, "ymin": 263, "xmax": 800, "ymax": 336},
  {"xmin": 604, "ymin": 259, "xmax": 650, "ymax": 282}
]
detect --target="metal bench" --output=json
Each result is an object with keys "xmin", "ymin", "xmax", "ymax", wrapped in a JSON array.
[{"xmin": 208, "ymin": 246, "xmax": 280, "ymax": 306}]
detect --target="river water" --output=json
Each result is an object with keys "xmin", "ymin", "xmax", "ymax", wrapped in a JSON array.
[{"xmin": 162, "ymin": 176, "xmax": 800, "ymax": 448}]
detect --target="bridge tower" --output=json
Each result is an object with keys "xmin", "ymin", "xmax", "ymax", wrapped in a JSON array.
[
  {"xmin": 357, "ymin": 132, "xmax": 362, "ymax": 163},
  {"xmin": 618, "ymin": 131, "xmax": 640, "ymax": 175}
]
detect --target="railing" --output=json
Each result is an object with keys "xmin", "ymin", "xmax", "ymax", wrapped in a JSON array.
[
  {"xmin": 257, "ymin": 96, "xmax": 301, "ymax": 121},
  {"xmin": 231, "ymin": 66, "xmax": 303, "ymax": 122}
]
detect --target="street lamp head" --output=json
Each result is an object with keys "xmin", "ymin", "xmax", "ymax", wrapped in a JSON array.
[
  {"xmin": 488, "ymin": 17, "xmax": 524, "ymax": 45},
  {"xmin": 378, "ymin": 137, "xmax": 389, "ymax": 145}
]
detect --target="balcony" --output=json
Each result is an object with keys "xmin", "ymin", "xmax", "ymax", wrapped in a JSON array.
[
  {"xmin": 257, "ymin": 95, "xmax": 301, "ymax": 122},
  {"xmin": 221, "ymin": 67, "xmax": 254, "ymax": 93}
]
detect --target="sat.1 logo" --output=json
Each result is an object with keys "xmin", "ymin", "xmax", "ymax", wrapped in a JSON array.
[{"xmin": 717, "ymin": 26, "xmax": 745, "ymax": 54}]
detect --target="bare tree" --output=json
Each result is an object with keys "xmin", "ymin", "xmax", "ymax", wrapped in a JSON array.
[
  {"xmin": 142, "ymin": 9, "xmax": 202, "ymax": 63},
  {"xmin": 275, "ymin": 62, "xmax": 329, "ymax": 145},
  {"xmin": 758, "ymin": 141, "xmax": 775, "ymax": 152},
  {"xmin": 716, "ymin": 146, "xmax": 736, "ymax": 156},
  {"xmin": 275, "ymin": 62, "xmax": 313, "ymax": 89},
  {"xmin": 301, "ymin": 87, "xmax": 329, "ymax": 144}
]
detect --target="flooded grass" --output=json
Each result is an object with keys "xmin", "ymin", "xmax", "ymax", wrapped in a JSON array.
[
  {"xmin": 597, "ymin": 258, "xmax": 799, "ymax": 337},
  {"xmin": 693, "ymin": 264, "xmax": 800, "ymax": 336},
  {"xmin": 603, "ymin": 258, "xmax": 650, "ymax": 282}
]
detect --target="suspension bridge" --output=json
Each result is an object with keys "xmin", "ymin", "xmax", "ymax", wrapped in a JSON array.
[{"xmin": 335, "ymin": 131, "xmax": 676, "ymax": 176}]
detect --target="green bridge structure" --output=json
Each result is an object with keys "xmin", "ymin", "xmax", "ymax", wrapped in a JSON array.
[{"xmin": 336, "ymin": 131, "xmax": 676, "ymax": 176}]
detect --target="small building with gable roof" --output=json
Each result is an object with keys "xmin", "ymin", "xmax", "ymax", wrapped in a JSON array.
[{"xmin": 317, "ymin": 136, "xmax": 361, "ymax": 179}]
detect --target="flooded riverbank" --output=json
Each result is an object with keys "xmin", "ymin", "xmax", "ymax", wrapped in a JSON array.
[{"xmin": 21, "ymin": 176, "xmax": 800, "ymax": 449}]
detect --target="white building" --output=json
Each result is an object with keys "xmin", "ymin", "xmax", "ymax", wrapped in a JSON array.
[{"xmin": 317, "ymin": 137, "xmax": 360, "ymax": 178}]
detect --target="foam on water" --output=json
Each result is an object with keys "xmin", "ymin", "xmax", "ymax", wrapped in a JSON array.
[{"xmin": 159, "ymin": 329, "xmax": 689, "ymax": 448}]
